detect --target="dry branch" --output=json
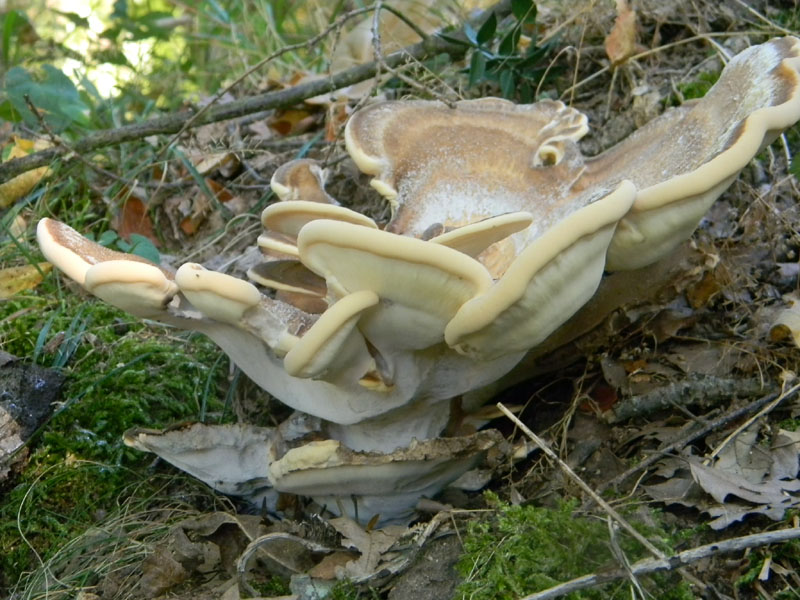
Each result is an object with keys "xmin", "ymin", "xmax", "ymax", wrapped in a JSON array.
[
  {"xmin": 520, "ymin": 527, "xmax": 800, "ymax": 600},
  {"xmin": 0, "ymin": 1, "xmax": 512, "ymax": 184}
]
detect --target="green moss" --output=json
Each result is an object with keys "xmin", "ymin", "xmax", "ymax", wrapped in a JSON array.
[
  {"xmin": 455, "ymin": 494, "xmax": 694, "ymax": 600},
  {"xmin": 329, "ymin": 579, "xmax": 381, "ymax": 600},
  {"xmin": 667, "ymin": 71, "xmax": 720, "ymax": 106},
  {"xmin": 0, "ymin": 281, "xmax": 235, "ymax": 592}
]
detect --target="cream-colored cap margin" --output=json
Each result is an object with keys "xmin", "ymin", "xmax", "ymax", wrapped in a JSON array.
[
  {"xmin": 261, "ymin": 200, "xmax": 377, "ymax": 236},
  {"xmin": 175, "ymin": 262, "xmax": 262, "ymax": 324},
  {"xmin": 85, "ymin": 260, "xmax": 177, "ymax": 317},
  {"xmin": 429, "ymin": 212, "xmax": 534, "ymax": 257},
  {"xmin": 283, "ymin": 290, "xmax": 378, "ymax": 378},
  {"xmin": 297, "ymin": 219, "xmax": 493, "ymax": 315},
  {"xmin": 634, "ymin": 39, "xmax": 800, "ymax": 213},
  {"xmin": 445, "ymin": 181, "xmax": 636, "ymax": 352}
]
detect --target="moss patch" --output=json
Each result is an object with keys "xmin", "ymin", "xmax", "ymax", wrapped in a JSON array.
[
  {"xmin": 455, "ymin": 495, "xmax": 694, "ymax": 600},
  {"xmin": 0, "ymin": 281, "xmax": 234, "ymax": 592}
]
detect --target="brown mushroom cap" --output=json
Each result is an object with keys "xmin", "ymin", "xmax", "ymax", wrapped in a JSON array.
[
  {"xmin": 37, "ymin": 218, "xmax": 168, "ymax": 284},
  {"xmin": 596, "ymin": 36, "xmax": 800, "ymax": 270},
  {"xmin": 37, "ymin": 218, "xmax": 177, "ymax": 317},
  {"xmin": 270, "ymin": 158, "xmax": 339, "ymax": 204},
  {"xmin": 345, "ymin": 97, "xmax": 588, "ymax": 225}
]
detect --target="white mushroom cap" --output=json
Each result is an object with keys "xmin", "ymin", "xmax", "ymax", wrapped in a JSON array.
[
  {"xmin": 445, "ymin": 181, "xmax": 636, "ymax": 359},
  {"xmin": 247, "ymin": 259, "xmax": 327, "ymax": 297},
  {"xmin": 124, "ymin": 423, "xmax": 277, "ymax": 508},
  {"xmin": 84, "ymin": 260, "xmax": 178, "ymax": 318},
  {"xmin": 283, "ymin": 290, "xmax": 378, "ymax": 379},
  {"xmin": 175, "ymin": 262, "xmax": 262, "ymax": 324},
  {"xmin": 270, "ymin": 158, "xmax": 338, "ymax": 204},
  {"xmin": 429, "ymin": 211, "xmax": 534, "ymax": 257},
  {"xmin": 268, "ymin": 430, "xmax": 502, "ymax": 524},
  {"xmin": 261, "ymin": 200, "xmax": 378, "ymax": 237},
  {"xmin": 297, "ymin": 219, "xmax": 492, "ymax": 349},
  {"xmin": 257, "ymin": 231, "xmax": 300, "ymax": 258}
]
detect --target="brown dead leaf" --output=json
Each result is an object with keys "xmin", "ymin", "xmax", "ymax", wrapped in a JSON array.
[
  {"xmin": 686, "ymin": 270, "xmax": 721, "ymax": 309},
  {"xmin": 205, "ymin": 178, "xmax": 234, "ymax": 203},
  {"xmin": 0, "ymin": 262, "xmax": 52, "ymax": 298},
  {"xmin": 115, "ymin": 196, "xmax": 158, "ymax": 245},
  {"xmin": 646, "ymin": 428, "xmax": 800, "ymax": 530},
  {"xmin": 193, "ymin": 152, "xmax": 241, "ymax": 177},
  {"xmin": 308, "ymin": 551, "xmax": 360, "ymax": 579},
  {"xmin": 268, "ymin": 109, "xmax": 317, "ymax": 137},
  {"xmin": 604, "ymin": 0, "xmax": 637, "ymax": 67},
  {"xmin": 329, "ymin": 516, "xmax": 405, "ymax": 579},
  {"xmin": 325, "ymin": 100, "xmax": 351, "ymax": 142},
  {"xmin": 140, "ymin": 546, "xmax": 189, "ymax": 597}
]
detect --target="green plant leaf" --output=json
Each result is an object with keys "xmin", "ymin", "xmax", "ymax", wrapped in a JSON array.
[
  {"xmin": 468, "ymin": 51, "xmax": 487, "ymax": 87},
  {"xmin": 476, "ymin": 12, "xmax": 497, "ymax": 45},
  {"xmin": 436, "ymin": 32, "xmax": 472, "ymax": 48},
  {"xmin": 499, "ymin": 27, "xmax": 522, "ymax": 57},
  {"xmin": 499, "ymin": 69, "xmax": 516, "ymax": 98},
  {"xmin": 129, "ymin": 237, "xmax": 160, "ymax": 264},
  {"xmin": 790, "ymin": 153, "xmax": 800, "ymax": 180},
  {"xmin": 463, "ymin": 22, "xmax": 479, "ymax": 46},
  {"xmin": 512, "ymin": 0, "xmax": 537, "ymax": 23},
  {"xmin": 97, "ymin": 230, "xmax": 119, "ymax": 247},
  {"xmin": 4, "ymin": 65, "xmax": 90, "ymax": 131}
]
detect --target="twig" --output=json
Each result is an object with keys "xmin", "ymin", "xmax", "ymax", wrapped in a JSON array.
[
  {"xmin": 594, "ymin": 385, "xmax": 787, "ymax": 498},
  {"xmin": 161, "ymin": 4, "xmax": 379, "ymax": 154},
  {"xmin": 519, "ymin": 527, "xmax": 800, "ymax": 600},
  {"xmin": 370, "ymin": 1, "xmax": 458, "ymax": 106},
  {"xmin": 0, "ymin": 0, "xmax": 512, "ymax": 184},
  {"xmin": 496, "ymin": 402, "xmax": 668, "ymax": 561},
  {"xmin": 606, "ymin": 374, "xmax": 769, "ymax": 423},
  {"xmin": 708, "ymin": 380, "xmax": 800, "ymax": 462},
  {"xmin": 22, "ymin": 94, "xmax": 130, "ymax": 187}
]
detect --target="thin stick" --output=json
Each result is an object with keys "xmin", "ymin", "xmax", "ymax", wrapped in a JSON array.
[
  {"xmin": 496, "ymin": 402, "xmax": 666, "ymax": 560},
  {"xmin": 519, "ymin": 527, "xmax": 800, "ymax": 600},
  {"xmin": 707, "ymin": 380, "xmax": 800, "ymax": 462},
  {"xmin": 370, "ymin": 1, "xmax": 457, "ymax": 105},
  {"xmin": 594, "ymin": 386, "xmax": 785, "ymax": 498},
  {"xmin": 160, "ymin": 4, "xmax": 378, "ymax": 154}
]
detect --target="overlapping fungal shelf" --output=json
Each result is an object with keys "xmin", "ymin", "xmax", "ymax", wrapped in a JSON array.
[{"xmin": 38, "ymin": 37, "xmax": 800, "ymax": 524}]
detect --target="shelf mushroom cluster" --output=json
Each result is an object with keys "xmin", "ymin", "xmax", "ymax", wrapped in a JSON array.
[{"xmin": 37, "ymin": 37, "xmax": 800, "ymax": 524}]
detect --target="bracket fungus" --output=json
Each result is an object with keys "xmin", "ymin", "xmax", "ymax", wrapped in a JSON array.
[{"xmin": 37, "ymin": 38, "xmax": 800, "ymax": 524}]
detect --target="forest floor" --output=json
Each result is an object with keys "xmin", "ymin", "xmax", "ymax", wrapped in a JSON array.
[{"xmin": 2, "ymin": 0, "xmax": 800, "ymax": 599}]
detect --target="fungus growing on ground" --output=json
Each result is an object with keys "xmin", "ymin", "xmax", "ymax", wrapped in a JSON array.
[{"xmin": 38, "ymin": 37, "xmax": 800, "ymax": 524}]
